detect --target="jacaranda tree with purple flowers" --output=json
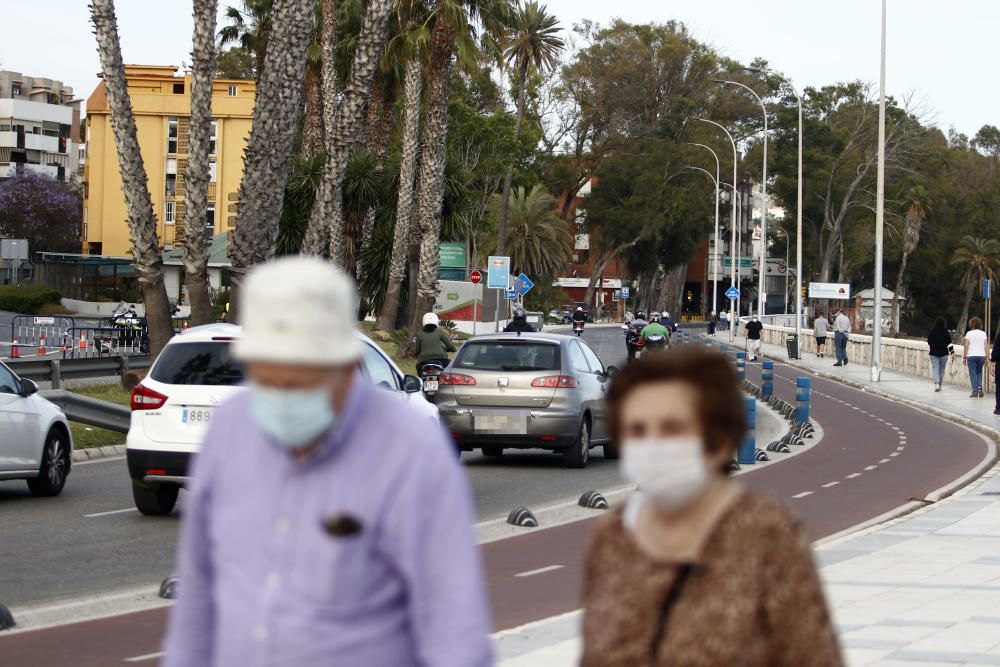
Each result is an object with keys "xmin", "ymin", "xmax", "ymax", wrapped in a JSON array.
[{"xmin": 0, "ymin": 169, "xmax": 81, "ymax": 253}]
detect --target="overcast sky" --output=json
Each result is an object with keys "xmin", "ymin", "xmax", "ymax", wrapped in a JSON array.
[{"xmin": 1, "ymin": 0, "xmax": 995, "ymax": 137}]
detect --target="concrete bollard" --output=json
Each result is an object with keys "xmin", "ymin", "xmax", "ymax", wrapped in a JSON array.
[
  {"xmin": 735, "ymin": 352, "xmax": 746, "ymax": 381},
  {"xmin": 761, "ymin": 360, "xmax": 774, "ymax": 398},
  {"xmin": 795, "ymin": 377, "xmax": 811, "ymax": 424},
  {"xmin": 739, "ymin": 397, "xmax": 756, "ymax": 465}
]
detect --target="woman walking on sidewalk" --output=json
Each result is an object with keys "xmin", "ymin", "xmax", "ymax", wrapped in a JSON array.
[
  {"xmin": 964, "ymin": 317, "xmax": 988, "ymax": 398},
  {"xmin": 579, "ymin": 350, "xmax": 842, "ymax": 667},
  {"xmin": 927, "ymin": 317, "xmax": 951, "ymax": 392}
]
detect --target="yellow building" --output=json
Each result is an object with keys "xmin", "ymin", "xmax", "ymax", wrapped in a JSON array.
[{"xmin": 82, "ymin": 65, "xmax": 254, "ymax": 256}]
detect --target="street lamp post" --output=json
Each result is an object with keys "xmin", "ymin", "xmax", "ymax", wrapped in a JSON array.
[
  {"xmin": 872, "ymin": 0, "xmax": 887, "ymax": 381},
  {"xmin": 773, "ymin": 226, "xmax": 791, "ymax": 313},
  {"xmin": 714, "ymin": 79, "xmax": 769, "ymax": 318},
  {"xmin": 694, "ymin": 118, "xmax": 739, "ymax": 342},
  {"xmin": 689, "ymin": 143, "xmax": 721, "ymax": 316}
]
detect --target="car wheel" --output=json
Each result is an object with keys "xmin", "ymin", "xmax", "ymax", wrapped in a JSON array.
[
  {"xmin": 132, "ymin": 481, "xmax": 179, "ymax": 516},
  {"xmin": 482, "ymin": 446, "xmax": 503, "ymax": 457},
  {"xmin": 603, "ymin": 441, "xmax": 620, "ymax": 460},
  {"xmin": 563, "ymin": 418, "xmax": 590, "ymax": 469},
  {"xmin": 26, "ymin": 429, "xmax": 69, "ymax": 497}
]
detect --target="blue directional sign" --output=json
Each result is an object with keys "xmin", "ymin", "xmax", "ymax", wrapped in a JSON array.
[
  {"xmin": 725, "ymin": 286, "xmax": 740, "ymax": 301},
  {"xmin": 621, "ymin": 286, "xmax": 630, "ymax": 299},
  {"xmin": 513, "ymin": 273, "xmax": 535, "ymax": 297},
  {"xmin": 984, "ymin": 279, "xmax": 991, "ymax": 300},
  {"xmin": 504, "ymin": 288, "xmax": 518, "ymax": 301}
]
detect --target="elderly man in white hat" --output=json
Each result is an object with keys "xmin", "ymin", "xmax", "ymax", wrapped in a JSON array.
[{"xmin": 163, "ymin": 257, "xmax": 492, "ymax": 667}]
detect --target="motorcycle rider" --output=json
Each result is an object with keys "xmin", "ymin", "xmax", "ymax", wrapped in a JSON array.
[
  {"xmin": 640, "ymin": 312, "xmax": 671, "ymax": 351},
  {"xmin": 504, "ymin": 306, "xmax": 535, "ymax": 333},
  {"xmin": 571, "ymin": 306, "xmax": 587, "ymax": 331},
  {"xmin": 661, "ymin": 311, "xmax": 678, "ymax": 334},
  {"xmin": 415, "ymin": 312, "xmax": 457, "ymax": 375}
]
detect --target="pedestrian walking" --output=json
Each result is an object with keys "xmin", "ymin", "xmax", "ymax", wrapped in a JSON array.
[
  {"xmin": 926, "ymin": 317, "xmax": 951, "ymax": 393},
  {"xmin": 832, "ymin": 309, "xmax": 851, "ymax": 366},
  {"xmin": 813, "ymin": 312, "xmax": 829, "ymax": 358},
  {"xmin": 745, "ymin": 314, "xmax": 764, "ymax": 361},
  {"xmin": 720, "ymin": 310, "xmax": 729, "ymax": 331},
  {"xmin": 163, "ymin": 257, "xmax": 492, "ymax": 667},
  {"xmin": 580, "ymin": 350, "xmax": 843, "ymax": 667},
  {"xmin": 707, "ymin": 311, "xmax": 718, "ymax": 336},
  {"xmin": 964, "ymin": 317, "xmax": 988, "ymax": 398}
]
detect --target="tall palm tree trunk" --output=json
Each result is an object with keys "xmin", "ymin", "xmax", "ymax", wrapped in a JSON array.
[
  {"xmin": 91, "ymin": 0, "xmax": 173, "ymax": 356},
  {"xmin": 376, "ymin": 58, "xmax": 422, "ymax": 332},
  {"xmin": 229, "ymin": 0, "xmax": 316, "ymax": 313},
  {"xmin": 183, "ymin": 0, "xmax": 219, "ymax": 326},
  {"xmin": 302, "ymin": 0, "xmax": 394, "ymax": 263},
  {"xmin": 957, "ymin": 281, "xmax": 976, "ymax": 342},
  {"xmin": 407, "ymin": 23, "xmax": 454, "ymax": 339},
  {"xmin": 357, "ymin": 81, "xmax": 397, "ymax": 282},
  {"xmin": 892, "ymin": 251, "xmax": 909, "ymax": 336},
  {"xmin": 495, "ymin": 62, "xmax": 528, "ymax": 255},
  {"xmin": 299, "ymin": 63, "xmax": 324, "ymax": 159}
]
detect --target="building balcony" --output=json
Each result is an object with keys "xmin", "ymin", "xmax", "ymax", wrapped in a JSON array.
[
  {"xmin": 0, "ymin": 164, "xmax": 14, "ymax": 178},
  {"xmin": 22, "ymin": 163, "xmax": 59, "ymax": 178},
  {"xmin": 23, "ymin": 133, "xmax": 59, "ymax": 153}
]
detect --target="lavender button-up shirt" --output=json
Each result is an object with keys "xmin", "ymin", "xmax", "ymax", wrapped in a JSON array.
[{"xmin": 162, "ymin": 376, "xmax": 493, "ymax": 667}]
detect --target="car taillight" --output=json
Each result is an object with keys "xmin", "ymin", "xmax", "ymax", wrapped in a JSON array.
[
  {"xmin": 131, "ymin": 383, "xmax": 168, "ymax": 410},
  {"xmin": 531, "ymin": 375, "xmax": 577, "ymax": 388},
  {"xmin": 439, "ymin": 372, "xmax": 477, "ymax": 386}
]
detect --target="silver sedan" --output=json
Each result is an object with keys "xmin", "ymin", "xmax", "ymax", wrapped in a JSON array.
[{"xmin": 434, "ymin": 333, "xmax": 617, "ymax": 468}]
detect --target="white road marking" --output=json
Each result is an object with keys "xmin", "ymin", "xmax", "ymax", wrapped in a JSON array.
[
  {"xmin": 865, "ymin": 465, "xmax": 879, "ymax": 471},
  {"xmin": 514, "ymin": 564, "xmax": 565, "ymax": 578},
  {"xmin": 845, "ymin": 473, "xmax": 862, "ymax": 479},
  {"xmin": 896, "ymin": 446, "xmax": 905, "ymax": 451},
  {"xmin": 84, "ymin": 507, "xmax": 137, "ymax": 518},
  {"xmin": 890, "ymin": 452, "xmax": 900, "ymax": 457},
  {"xmin": 822, "ymin": 481, "xmax": 840, "ymax": 488},
  {"xmin": 125, "ymin": 652, "xmax": 166, "ymax": 663},
  {"xmin": 880, "ymin": 458, "xmax": 891, "ymax": 463},
  {"xmin": 792, "ymin": 491, "xmax": 814, "ymax": 499}
]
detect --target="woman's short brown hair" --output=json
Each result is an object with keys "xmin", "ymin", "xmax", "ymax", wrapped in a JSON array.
[
  {"xmin": 607, "ymin": 348, "xmax": 746, "ymax": 461},
  {"xmin": 970, "ymin": 317, "xmax": 983, "ymax": 331}
]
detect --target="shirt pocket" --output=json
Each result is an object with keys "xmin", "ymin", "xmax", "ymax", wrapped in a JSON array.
[{"xmin": 289, "ymin": 516, "xmax": 376, "ymax": 608}]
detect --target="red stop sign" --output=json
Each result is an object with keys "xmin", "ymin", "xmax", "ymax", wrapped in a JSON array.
[{"xmin": 470, "ymin": 270, "xmax": 483, "ymax": 284}]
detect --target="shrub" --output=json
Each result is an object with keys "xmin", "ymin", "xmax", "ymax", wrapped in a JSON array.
[{"xmin": 0, "ymin": 286, "xmax": 63, "ymax": 314}]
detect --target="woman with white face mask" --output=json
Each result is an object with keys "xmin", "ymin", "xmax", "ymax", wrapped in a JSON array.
[{"xmin": 580, "ymin": 349, "xmax": 842, "ymax": 667}]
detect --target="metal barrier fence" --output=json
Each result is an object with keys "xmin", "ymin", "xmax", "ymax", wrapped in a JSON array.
[
  {"xmin": 7, "ymin": 355, "xmax": 152, "ymax": 387},
  {"xmin": 4, "ymin": 315, "xmax": 78, "ymax": 360},
  {"xmin": 39, "ymin": 389, "xmax": 131, "ymax": 433}
]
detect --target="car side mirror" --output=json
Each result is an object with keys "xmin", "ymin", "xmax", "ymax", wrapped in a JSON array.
[
  {"xmin": 20, "ymin": 378, "xmax": 38, "ymax": 397},
  {"xmin": 402, "ymin": 375, "xmax": 423, "ymax": 393},
  {"xmin": 605, "ymin": 365, "xmax": 618, "ymax": 378}
]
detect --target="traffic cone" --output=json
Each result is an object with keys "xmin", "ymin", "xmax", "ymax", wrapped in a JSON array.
[
  {"xmin": 79, "ymin": 331, "xmax": 87, "ymax": 350},
  {"xmin": 11, "ymin": 338, "xmax": 19, "ymax": 359},
  {"xmin": 182, "ymin": 322, "xmax": 188, "ymax": 332},
  {"xmin": 38, "ymin": 335, "xmax": 46, "ymax": 357}
]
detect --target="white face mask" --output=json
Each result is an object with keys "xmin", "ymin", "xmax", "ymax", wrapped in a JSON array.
[{"xmin": 619, "ymin": 436, "xmax": 709, "ymax": 509}]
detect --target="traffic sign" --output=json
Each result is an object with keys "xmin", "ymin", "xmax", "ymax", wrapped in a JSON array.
[
  {"xmin": 514, "ymin": 272, "xmax": 534, "ymax": 297},
  {"xmin": 612, "ymin": 290, "xmax": 621, "ymax": 302},
  {"xmin": 725, "ymin": 286, "xmax": 740, "ymax": 301},
  {"xmin": 504, "ymin": 288, "xmax": 518, "ymax": 301},
  {"xmin": 487, "ymin": 256, "xmax": 511, "ymax": 289},
  {"xmin": 470, "ymin": 269, "xmax": 483, "ymax": 285},
  {"xmin": 621, "ymin": 287, "xmax": 630, "ymax": 299}
]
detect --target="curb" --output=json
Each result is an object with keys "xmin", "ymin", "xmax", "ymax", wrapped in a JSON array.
[{"xmin": 72, "ymin": 444, "xmax": 126, "ymax": 463}]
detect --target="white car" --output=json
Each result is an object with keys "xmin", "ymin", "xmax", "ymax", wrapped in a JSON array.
[
  {"xmin": 0, "ymin": 360, "xmax": 74, "ymax": 496},
  {"xmin": 125, "ymin": 323, "xmax": 437, "ymax": 515}
]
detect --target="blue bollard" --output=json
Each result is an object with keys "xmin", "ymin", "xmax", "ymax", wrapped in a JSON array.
[
  {"xmin": 795, "ymin": 377, "xmax": 811, "ymax": 423},
  {"xmin": 762, "ymin": 360, "xmax": 774, "ymax": 398},
  {"xmin": 721, "ymin": 343, "xmax": 729, "ymax": 352},
  {"xmin": 736, "ymin": 352, "xmax": 746, "ymax": 380},
  {"xmin": 739, "ymin": 396, "xmax": 756, "ymax": 464}
]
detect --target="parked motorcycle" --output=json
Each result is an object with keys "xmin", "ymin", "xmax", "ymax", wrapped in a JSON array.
[{"xmin": 108, "ymin": 302, "xmax": 150, "ymax": 354}]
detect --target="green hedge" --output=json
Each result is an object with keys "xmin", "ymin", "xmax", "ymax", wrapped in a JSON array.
[{"xmin": 0, "ymin": 286, "xmax": 63, "ymax": 314}]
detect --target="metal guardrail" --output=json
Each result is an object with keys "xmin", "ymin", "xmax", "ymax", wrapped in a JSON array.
[
  {"xmin": 39, "ymin": 389, "xmax": 131, "ymax": 433},
  {"xmin": 7, "ymin": 355, "xmax": 151, "ymax": 386}
]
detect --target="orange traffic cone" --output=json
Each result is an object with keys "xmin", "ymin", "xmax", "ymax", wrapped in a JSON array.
[
  {"xmin": 79, "ymin": 331, "xmax": 87, "ymax": 350},
  {"xmin": 11, "ymin": 338, "xmax": 19, "ymax": 359},
  {"xmin": 38, "ymin": 335, "xmax": 46, "ymax": 357}
]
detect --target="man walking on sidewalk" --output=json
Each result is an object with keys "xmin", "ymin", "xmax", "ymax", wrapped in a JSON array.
[
  {"xmin": 745, "ymin": 314, "xmax": 764, "ymax": 361},
  {"xmin": 833, "ymin": 308, "xmax": 851, "ymax": 367},
  {"xmin": 814, "ymin": 312, "xmax": 829, "ymax": 358}
]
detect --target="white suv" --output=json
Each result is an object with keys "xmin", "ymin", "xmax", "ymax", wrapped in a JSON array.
[
  {"xmin": 126, "ymin": 324, "xmax": 437, "ymax": 515},
  {"xmin": 0, "ymin": 360, "xmax": 74, "ymax": 496}
]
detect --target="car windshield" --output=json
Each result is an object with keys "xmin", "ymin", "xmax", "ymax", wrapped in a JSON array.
[
  {"xmin": 455, "ymin": 341, "xmax": 561, "ymax": 372},
  {"xmin": 150, "ymin": 341, "xmax": 244, "ymax": 386}
]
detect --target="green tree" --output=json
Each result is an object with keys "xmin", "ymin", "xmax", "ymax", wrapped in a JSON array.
[
  {"xmin": 215, "ymin": 46, "xmax": 256, "ymax": 79},
  {"xmin": 218, "ymin": 0, "xmax": 273, "ymax": 80},
  {"xmin": 892, "ymin": 185, "xmax": 931, "ymax": 333},
  {"xmin": 479, "ymin": 184, "xmax": 570, "ymax": 278},
  {"xmin": 951, "ymin": 235, "xmax": 1000, "ymax": 338}
]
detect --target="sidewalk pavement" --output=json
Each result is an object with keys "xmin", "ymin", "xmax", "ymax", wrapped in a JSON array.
[{"xmin": 494, "ymin": 331, "xmax": 1000, "ymax": 667}]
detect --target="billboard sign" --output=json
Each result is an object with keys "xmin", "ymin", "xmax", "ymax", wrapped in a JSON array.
[{"xmin": 808, "ymin": 282, "xmax": 851, "ymax": 299}]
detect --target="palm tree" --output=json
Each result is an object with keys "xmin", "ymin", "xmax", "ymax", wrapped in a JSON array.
[
  {"xmin": 301, "ymin": 0, "xmax": 394, "ymax": 263},
  {"xmin": 183, "ymin": 0, "xmax": 219, "ymax": 326},
  {"xmin": 479, "ymin": 184, "xmax": 570, "ymax": 278},
  {"xmin": 91, "ymin": 0, "xmax": 174, "ymax": 356},
  {"xmin": 495, "ymin": 1, "xmax": 563, "ymax": 255},
  {"xmin": 407, "ymin": 0, "xmax": 515, "ymax": 338},
  {"xmin": 218, "ymin": 0, "xmax": 273, "ymax": 80},
  {"xmin": 952, "ymin": 235, "xmax": 1000, "ymax": 339},
  {"xmin": 228, "ymin": 0, "xmax": 318, "ymax": 307},
  {"xmin": 892, "ymin": 185, "xmax": 931, "ymax": 334}
]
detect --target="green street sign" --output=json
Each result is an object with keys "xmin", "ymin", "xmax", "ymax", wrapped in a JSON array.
[
  {"xmin": 722, "ymin": 258, "xmax": 754, "ymax": 267},
  {"xmin": 439, "ymin": 242, "xmax": 467, "ymax": 268}
]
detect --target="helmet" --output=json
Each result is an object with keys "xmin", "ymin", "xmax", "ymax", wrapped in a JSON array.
[
  {"xmin": 650, "ymin": 311, "xmax": 661, "ymax": 322},
  {"xmin": 512, "ymin": 306, "xmax": 527, "ymax": 320},
  {"xmin": 422, "ymin": 312, "xmax": 440, "ymax": 327},
  {"xmin": 636, "ymin": 311, "xmax": 646, "ymax": 320},
  {"xmin": 576, "ymin": 306, "xmax": 583, "ymax": 311}
]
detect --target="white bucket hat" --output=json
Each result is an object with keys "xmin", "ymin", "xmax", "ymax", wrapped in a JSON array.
[{"xmin": 233, "ymin": 256, "xmax": 362, "ymax": 366}]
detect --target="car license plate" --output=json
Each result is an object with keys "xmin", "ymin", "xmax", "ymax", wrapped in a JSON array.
[
  {"xmin": 474, "ymin": 414, "xmax": 527, "ymax": 434},
  {"xmin": 424, "ymin": 379, "xmax": 439, "ymax": 392},
  {"xmin": 182, "ymin": 408, "xmax": 213, "ymax": 424}
]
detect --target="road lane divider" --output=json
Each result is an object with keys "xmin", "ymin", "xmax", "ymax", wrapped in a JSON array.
[{"xmin": 514, "ymin": 565, "xmax": 565, "ymax": 578}]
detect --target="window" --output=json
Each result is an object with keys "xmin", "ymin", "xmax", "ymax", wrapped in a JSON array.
[
  {"xmin": 83, "ymin": 208, "xmax": 88, "ymax": 240},
  {"xmin": 573, "ymin": 249, "xmax": 590, "ymax": 264},
  {"xmin": 455, "ymin": 342, "xmax": 561, "ymax": 372},
  {"xmin": 209, "ymin": 161, "xmax": 217, "ymax": 183},
  {"xmin": 11, "ymin": 83, "xmax": 21, "ymax": 96},
  {"xmin": 228, "ymin": 85, "xmax": 237, "ymax": 97},
  {"xmin": 173, "ymin": 82, "xmax": 185, "ymax": 95},
  {"xmin": 165, "ymin": 201, "xmax": 175, "ymax": 225},
  {"xmin": 0, "ymin": 364, "xmax": 19, "ymax": 394},
  {"xmin": 580, "ymin": 343, "xmax": 604, "ymax": 375},
  {"xmin": 165, "ymin": 173, "xmax": 176, "ymax": 197},
  {"xmin": 205, "ymin": 204, "xmax": 215, "ymax": 234},
  {"xmin": 167, "ymin": 117, "xmax": 178, "ymax": 154},
  {"xmin": 567, "ymin": 341, "xmax": 591, "ymax": 373},
  {"xmin": 360, "ymin": 342, "xmax": 400, "ymax": 389},
  {"xmin": 150, "ymin": 342, "xmax": 243, "ymax": 386},
  {"xmin": 209, "ymin": 120, "xmax": 217, "ymax": 155}
]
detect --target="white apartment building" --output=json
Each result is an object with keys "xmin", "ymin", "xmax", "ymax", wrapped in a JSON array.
[{"xmin": 0, "ymin": 71, "xmax": 81, "ymax": 182}]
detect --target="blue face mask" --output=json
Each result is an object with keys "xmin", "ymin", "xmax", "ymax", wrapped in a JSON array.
[{"xmin": 249, "ymin": 383, "xmax": 335, "ymax": 449}]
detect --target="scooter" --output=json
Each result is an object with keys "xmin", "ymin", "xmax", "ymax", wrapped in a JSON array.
[
  {"xmin": 622, "ymin": 324, "xmax": 641, "ymax": 361},
  {"xmin": 573, "ymin": 320, "xmax": 585, "ymax": 337},
  {"xmin": 643, "ymin": 333, "xmax": 668, "ymax": 353},
  {"xmin": 417, "ymin": 360, "xmax": 447, "ymax": 398}
]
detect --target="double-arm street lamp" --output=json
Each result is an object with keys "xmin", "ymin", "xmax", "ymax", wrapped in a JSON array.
[
  {"xmin": 688, "ymin": 143, "xmax": 721, "ymax": 315},
  {"xmin": 713, "ymin": 79, "xmax": 769, "ymax": 318}
]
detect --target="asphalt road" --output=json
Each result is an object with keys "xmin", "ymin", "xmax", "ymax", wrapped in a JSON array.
[{"xmin": 1, "ymin": 325, "xmax": 990, "ymax": 666}]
